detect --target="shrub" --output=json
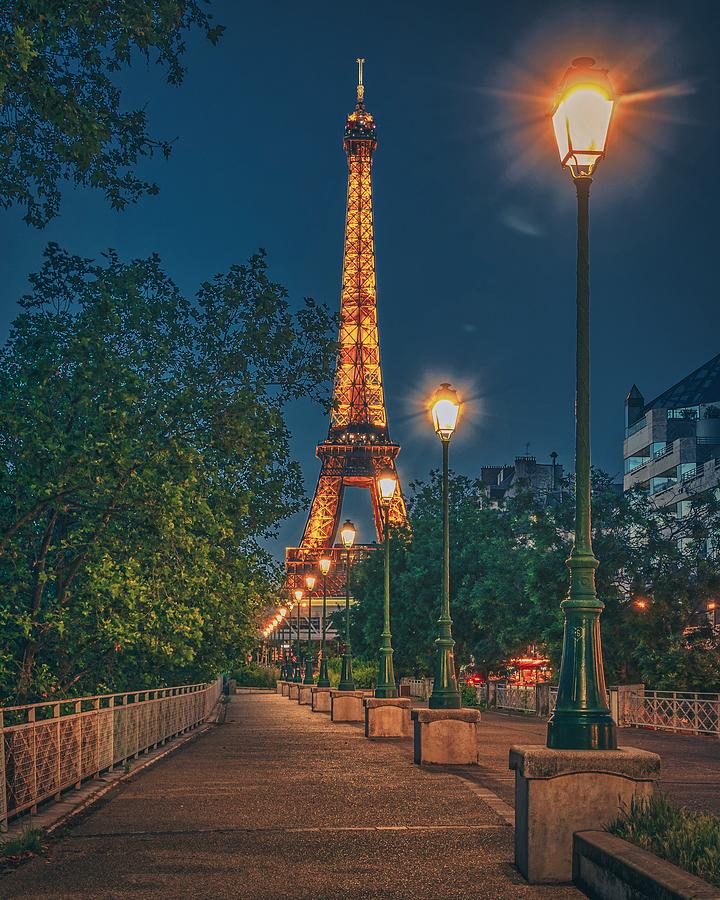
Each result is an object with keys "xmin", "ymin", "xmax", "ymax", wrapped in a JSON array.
[
  {"xmin": 233, "ymin": 664, "xmax": 279, "ymax": 689},
  {"xmin": 607, "ymin": 793, "xmax": 720, "ymax": 887},
  {"xmin": 461, "ymin": 684, "xmax": 483, "ymax": 708},
  {"xmin": 326, "ymin": 656, "xmax": 376, "ymax": 689}
]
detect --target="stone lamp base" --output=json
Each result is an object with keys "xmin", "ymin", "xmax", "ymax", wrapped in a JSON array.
[
  {"xmin": 411, "ymin": 708, "xmax": 480, "ymax": 765},
  {"xmin": 364, "ymin": 697, "xmax": 412, "ymax": 738},
  {"xmin": 509, "ymin": 744, "xmax": 661, "ymax": 884},
  {"xmin": 311, "ymin": 687, "xmax": 332, "ymax": 713},
  {"xmin": 330, "ymin": 690, "xmax": 368, "ymax": 723}
]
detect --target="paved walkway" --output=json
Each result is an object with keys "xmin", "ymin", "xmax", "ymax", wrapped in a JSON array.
[{"xmin": 3, "ymin": 692, "xmax": 580, "ymax": 899}]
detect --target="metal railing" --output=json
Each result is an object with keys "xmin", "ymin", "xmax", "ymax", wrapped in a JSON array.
[
  {"xmin": 496, "ymin": 684, "xmax": 537, "ymax": 712},
  {"xmin": 0, "ymin": 677, "xmax": 222, "ymax": 830},
  {"xmin": 622, "ymin": 689, "xmax": 720, "ymax": 737},
  {"xmin": 399, "ymin": 677, "xmax": 433, "ymax": 700}
]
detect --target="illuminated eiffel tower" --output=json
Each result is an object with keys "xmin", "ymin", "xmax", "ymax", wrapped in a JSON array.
[{"xmin": 286, "ymin": 60, "xmax": 407, "ymax": 599}]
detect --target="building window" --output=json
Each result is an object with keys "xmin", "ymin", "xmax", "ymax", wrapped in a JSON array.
[{"xmin": 668, "ymin": 406, "xmax": 699, "ymax": 420}]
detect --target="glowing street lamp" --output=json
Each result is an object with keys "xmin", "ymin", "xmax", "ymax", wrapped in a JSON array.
[
  {"xmin": 293, "ymin": 588, "xmax": 304, "ymax": 683},
  {"xmin": 303, "ymin": 573, "xmax": 317, "ymax": 684},
  {"xmin": 375, "ymin": 468, "xmax": 398, "ymax": 698},
  {"xmin": 317, "ymin": 556, "xmax": 332, "ymax": 687},
  {"xmin": 338, "ymin": 519, "xmax": 357, "ymax": 691},
  {"xmin": 546, "ymin": 57, "xmax": 617, "ymax": 751},
  {"xmin": 428, "ymin": 383, "xmax": 462, "ymax": 709}
]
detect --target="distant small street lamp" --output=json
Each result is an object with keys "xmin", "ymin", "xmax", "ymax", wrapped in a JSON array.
[
  {"xmin": 375, "ymin": 467, "xmax": 398, "ymax": 698},
  {"xmin": 428, "ymin": 383, "xmax": 462, "ymax": 709},
  {"xmin": 293, "ymin": 588, "xmax": 304, "ymax": 683},
  {"xmin": 317, "ymin": 556, "xmax": 332, "ymax": 687},
  {"xmin": 338, "ymin": 519, "xmax": 357, "ymax": 691},
  {"xmin": 546, "ymin": 57, "xmax": 617, "ymax": 751},
  {"xmin": 303, "ymin": 574, "xmax": 317, "ymax": 684}
]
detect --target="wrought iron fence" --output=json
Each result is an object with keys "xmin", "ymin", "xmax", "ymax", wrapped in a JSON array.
[
  {"xmin": 0, "ymin": 677, "xmax": 222, "ymax": 830},
  {"xmin": 621, "ymin": 689, "xmax": 720, "ymax": 737}
]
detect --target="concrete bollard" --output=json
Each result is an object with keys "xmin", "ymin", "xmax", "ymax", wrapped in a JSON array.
[
  {"xmin": 364, "ymin": 697, "xmax": 412, "ymax": 738},
  {"xmin": 330, "ymin": 690, "xmax": 368, "ymax": 723},
  {"xmin": 509, "ymin": 745, "xmax": 660, "ymax": 883},
  {"xmin": 298, "ymin": 684, "xmax": 313, "ymax": 705},
  {"xmin": 311, "ymin": 687, "xmax": 332, "ymax": 712},
  {"xmin": 412, "ymin": 708, "xmax": 480, "ymax": 765}
]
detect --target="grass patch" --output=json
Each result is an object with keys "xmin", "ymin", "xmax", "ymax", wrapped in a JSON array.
[
  {"xmin": 607, "ymin": 793, "xmax": 720, "ymax": 887},
  {"xmin": 0, "ymin": 827, "xmax": 45, "ymax": 869}
]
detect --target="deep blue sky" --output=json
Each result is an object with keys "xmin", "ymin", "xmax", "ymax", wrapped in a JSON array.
[{"xmin": 1, "ymin": 1, "xmax": 719, "ymax": 558}]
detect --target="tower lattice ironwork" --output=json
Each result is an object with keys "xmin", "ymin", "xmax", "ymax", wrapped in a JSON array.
[{"xmin": 286, "ymin": 60, "xmax": 407, "ymax": 597}]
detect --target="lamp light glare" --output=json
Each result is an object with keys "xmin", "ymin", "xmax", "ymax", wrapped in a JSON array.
[
  {"xmin": 377, "ymin": 468, "xmax": 398, "ymax": 505},
  {"xmin": 319, "ymin": 557, "xmax": 332, "ymax": 576},
  {"xmin": 552, "ymin": 57, "xmax": 615, "ymax": 178},
  {"xmin": 340, "ymin": 519, "xmax": 357, "ymax": 549},
  {"xmin": 430, "ymin": 383, "xmax": 460, "ymax": 441}
]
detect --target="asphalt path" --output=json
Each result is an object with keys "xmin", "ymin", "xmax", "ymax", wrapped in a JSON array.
[{"xmin": 2, "ymin": 692, "xmax": 581, "ymax": 899}]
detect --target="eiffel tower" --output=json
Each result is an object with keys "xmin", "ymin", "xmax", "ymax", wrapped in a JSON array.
[{"xmin": 286, "ymin": 60, "xmax": 407, "ymax": 599}]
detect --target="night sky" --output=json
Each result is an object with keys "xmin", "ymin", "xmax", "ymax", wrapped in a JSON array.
[{"xmin": 2, "ymin": 1, "xmax": 719, "ymax": 559}]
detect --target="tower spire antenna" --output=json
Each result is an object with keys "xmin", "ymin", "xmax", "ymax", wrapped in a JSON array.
[{"xmin": 356, "ymin": 57, "xmax": 365, "ymax": 103}]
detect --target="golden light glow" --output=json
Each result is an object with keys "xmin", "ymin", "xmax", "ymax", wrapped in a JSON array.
[
  {"xmin": 294, "ymin": 588, "xmax": 303, "ymax": 603},
  {"xmin": 279, "ymin": 607, "xmax": 287, "ymax": 616},
  {"xmin": 377, "ymin": 468, "xmax": 398, "ymax": 505},
  {"xmin": 340, "ymin": 519, "xmax": 356, "ymax": 549},
  {"xmin": 552, "ymin": 57, "xmax": 614, "ymax": 177},
  {"xmin": 305, "ymin": 573, "xmax": 316, "ymax": 591},
  {"xmin": 319, "ymin": 557, "xmax": 332, "ymax": 576},
  {"xmin": 431, "ymin": 383, "xmax": 460, "ymax": 441},
  {"xmin": 634, "ymin": 597, "xmax": 648, "ymax": 611},
  {"xmin": 708, "ymin": 601, "xmax": 717, "ymax": 611}
]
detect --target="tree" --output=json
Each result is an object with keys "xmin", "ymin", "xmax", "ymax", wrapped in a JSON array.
[
  {"xmin": 0, "ymin": 243, "xmax": 334, "ymax": 701},
  {"xmin": 349, "ymin": 471, "xmax": 720, "ymax": 690},
  {"xmin": 0, "ymin": 1, "xmax": 223, "ymax": 226}
]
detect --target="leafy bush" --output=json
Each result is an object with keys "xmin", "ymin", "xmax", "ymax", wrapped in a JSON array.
[
  {"xmin": 326, "ymin": 656, "xmax": 376, "ymax": 689},
  {"xmin": 461, "ymin": 684, "xmax": 484, "ymax": 708},
  {"xmin": 607, "ymin": 793, "xmax": 720, "ymax": 887},
  {"xmin": 233, "ymin": 664, "xmax": 279, "ymax": 689}
]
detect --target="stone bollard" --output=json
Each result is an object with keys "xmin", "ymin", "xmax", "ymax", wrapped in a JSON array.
[
  {"xmin": 288, "ymin": 683, "xmax": 300, "ymax": 701},
  {"xmin": 298, "ymin": 684, "xmax": 313, "ymax": 705},
  {"xmin": 412, "ymin": 708, "xmax": 480, "ymax": 765},
  {"xmin": 364, "ymin": 697, "xmax": 412, "ymax": 738},
  {"xmin": 281, "ymin": 681, "xmax": 291, "ymax": 697},
  {"xmin": 276, "ymin": 681, "xmax": 284, "ymax": 696},
  {"xmin": 330, "ymin": 690, "xmax": 368, "ymax": 723},
  {"xmin": 311, "ymin": 687, "xmax": 332, "ymax": 713},
  {"xmin": 509, "ymin": 745, "xmax": 661, "ymax": 884}
]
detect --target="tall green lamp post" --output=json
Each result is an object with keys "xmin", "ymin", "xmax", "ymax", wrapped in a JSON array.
[
  {"xmin": 547, "ymin": 57, "xmax": 617, "ymax": 750},
  {"xmin": 303, "ymin": 573, "xmax": 316, "ymax": 684},
  {"xmin": 338, "ymin": 519, "xmax": 357, "ymax": 691},
  {"xmin": 428, "ymin": 383, "xmax": 462, "ymax": 710},
  {"xmin": 317, "ymin": 556, "xmax": 332, "ymax": 687},
  {"xmin": 374, "ymin": 468, "xmax": 398, "ymax": 698},
  {"xmin": 293, "ymin": 588, "xmax": 303, "ymax": 683}
]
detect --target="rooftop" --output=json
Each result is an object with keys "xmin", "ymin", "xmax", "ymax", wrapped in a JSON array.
[{"xmin": 645, "ymin": 352, "xmax": 720, "ymax": 412}]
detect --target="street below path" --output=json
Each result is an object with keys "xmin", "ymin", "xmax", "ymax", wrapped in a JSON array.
[
  {"xmin": 474, "ymin": 710, "xmax": 720, "ymax": 816},
  {"xmin": 3, "ymin": 692, "xmax": 580, "ymax": 899}
]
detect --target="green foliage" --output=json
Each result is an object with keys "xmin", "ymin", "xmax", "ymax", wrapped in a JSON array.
[
  {"xmin": 326, "ymin": 655, "xmax": 375, "ymax": 689},
  {"xmin": 349, "ymin": 470, "xmax": 720, "ymax": 690},
  {"xmin": 233, "ymin": 664, "xmax": 279, "ymax": 689},
  {"xmin": 0, "ymin": 245, "xmax": 334, "ymax": 702},
  {"xmin": 0, "ymin": 827, "xmax": 44, "ymax": 859},
  {"xmin": 0, "ymin": 1, "xmax": 224, "ymax": 226},
  {"xmin": 608, "ymin": 793, "xmax": 720, "ymax": 887},
  {"xmin": 460, "ymin": 683, "xmax": 482, "ymax": 708}
]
